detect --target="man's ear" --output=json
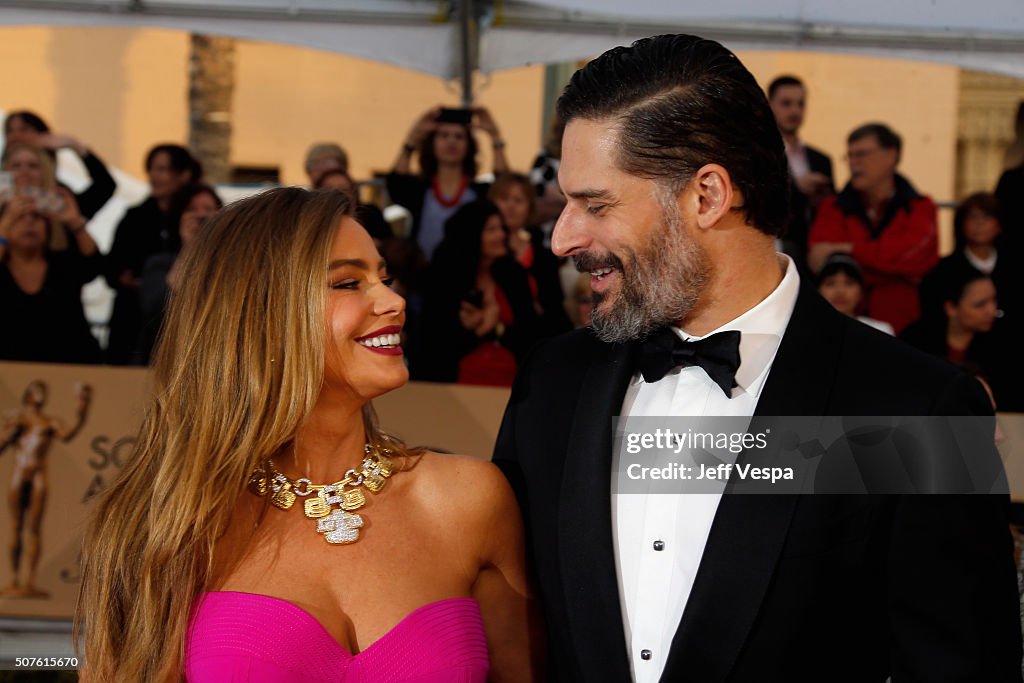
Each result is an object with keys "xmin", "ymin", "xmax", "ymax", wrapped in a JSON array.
[{"xmin": 689, "ymin": 164, "xmax": 736, "ymax": 230}]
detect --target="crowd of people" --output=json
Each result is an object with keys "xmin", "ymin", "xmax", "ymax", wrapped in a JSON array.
[
  {"xmin": 768, "ymin": 78, "xmax": 1024, "ymax": 411},
  {"xmin": 9, "ymin": 34, "xmax": 1022, "ymax": 681},
  {"xmin": 1, "ymin": 85, "xmax": 1022, "ymax": 402}
]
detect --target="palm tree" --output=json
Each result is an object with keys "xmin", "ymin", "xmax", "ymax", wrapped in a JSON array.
[{"xmin": 188, "ymin": 34, "xmax": 236, "ymax": 184}]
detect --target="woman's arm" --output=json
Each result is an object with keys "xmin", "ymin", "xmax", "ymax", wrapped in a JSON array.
[
  {"xmin": 0, "ymin": 195, "xmax": 34, "ymax": 260},
  {"xmin": 393, "ymin": 107, "xmax": 440, "ymax": 174},
  {"xmin": 469, "ymin": 463, "xmax": 544, "ymax": 682},
  {"xmin": 473, "ymin": 107, "xmax": 508, "ymax": 174},
  {"xmin": 40, "ymin": 133, "xmax": 117, "ymax": 219},
  {"xmin": 47, "ymin": 188, "xmax": 98, "ymax": 257}
]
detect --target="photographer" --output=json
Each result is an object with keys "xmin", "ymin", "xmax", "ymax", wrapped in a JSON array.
[
  {"xmin": 3, "ymin": 110, "xmax": 116, "ymax": 220},
  {"xmin": 0, "ymin": 187, "xmax": 102, "ymax": 364},
  {"xmin": 387, "ymin": 105, "xmax": 508, "ymax": 260}
]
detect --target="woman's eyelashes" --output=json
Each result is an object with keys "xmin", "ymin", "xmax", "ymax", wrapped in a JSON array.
[{"xmin": 329, "ymin": 275, "xmax": 396, "ymax": 290}]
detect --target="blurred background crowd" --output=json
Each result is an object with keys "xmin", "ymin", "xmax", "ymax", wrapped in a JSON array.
[{"xmin": 2, "ymin": 73, "xmax": 1023, "ymax": 411}]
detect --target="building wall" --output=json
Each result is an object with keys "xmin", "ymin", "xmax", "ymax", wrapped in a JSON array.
[
  {"xmin": 739, "ymin": 51, "xmax": 963, "ymax": 252},
  {"xmin": 0, "ymin": 26, "xmax": 544, "ymax": 186},
  {"xmin": 0, "ymin": 26, "xmax": 189, "ymax": 179},
  {"xmin": 740, "ymin": 51, "xmax": 960, "ymax": 203},
  {"xmin": 956, "ymin": 70, "xmax": 1024, "ymax": 199}
]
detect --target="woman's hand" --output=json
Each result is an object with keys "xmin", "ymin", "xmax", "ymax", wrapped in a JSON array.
[
  {"xmin": 36, "ymin": 132, "xmax": 89, "ymax": 157},
  {"xmin": 474, "ymin": 106, "xmax": 508, "ymax": 173},
  {"xmin": 405, "ymin": 107, "xmax": 442, "ymax": 149},
  {"xmin": 0, "ymin": 195, "xmax": 35, "ymax": 238},
  {"xmin": 394, "ymin": 107, "xmax": 441, "ymax": 173},
  {"xmin": 41, "ymin": 187, "xmax": 86, "ymax": 233},
  {"xmin": 459, "ymin": 301, "xmax": 484, "ymax": 333},
  {"xmin": 43, "ymin": 188, "xmax": 98, "ymax": 256},
  {"xmin": 472, "ymin": 106, "xmax": 501, "ymax": 139},
  {"xmin": 459, "ymin": 296, "xmax": 501, "ymax": 337}
]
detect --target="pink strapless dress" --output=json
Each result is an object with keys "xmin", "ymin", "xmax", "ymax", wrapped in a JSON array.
[{"xmin": 185, "ymin": 592, "xmax": 489, "ymax": 682}]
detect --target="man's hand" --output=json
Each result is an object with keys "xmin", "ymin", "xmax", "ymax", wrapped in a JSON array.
[{"xmin": 795, "ymin": 171, "xmax": 831, "ymax": 199}]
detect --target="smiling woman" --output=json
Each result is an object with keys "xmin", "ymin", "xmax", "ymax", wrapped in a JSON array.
[{"xmin": 76, "ymin": 187, "xmax": 541, "ymax": 682}]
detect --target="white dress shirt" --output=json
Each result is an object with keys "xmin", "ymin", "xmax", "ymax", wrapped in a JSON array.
[
  {"xmin": 784, "ymin": 138, "xmax": 811, "ymax": 182},
  {"xmin": 612, "ymin": 254, "xmax": 800, "ymax": 682}
]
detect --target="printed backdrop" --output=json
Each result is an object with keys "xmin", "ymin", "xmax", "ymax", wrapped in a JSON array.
[{"xmin": 0, "ymin": 361, "xmax": 510, "ymax": 619}]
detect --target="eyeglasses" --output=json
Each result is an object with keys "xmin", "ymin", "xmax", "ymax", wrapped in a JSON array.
[{"xmin": 845, "ymin": 147, "xmax": 883, "ymax": 162}]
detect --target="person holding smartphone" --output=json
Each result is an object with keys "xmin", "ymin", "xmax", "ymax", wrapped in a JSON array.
[
  {"xmin": 0, "ymin": 184, "xmax": 103, "ymax": 364},
  {"xmin": 3, "ymin": 110, "xmax": 117, "ymax": 221},
  {"xmin": 387, "ymin": 105, "xmax": 509, "ymax": 261},
  {"xmin": 417, "ymin": 200, "xmax": 540, "ymax": 386}
]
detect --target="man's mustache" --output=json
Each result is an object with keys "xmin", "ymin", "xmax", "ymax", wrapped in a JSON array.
[{"xmin": 573, "ymin": 251, "xmax": 624, "ymax": 273}]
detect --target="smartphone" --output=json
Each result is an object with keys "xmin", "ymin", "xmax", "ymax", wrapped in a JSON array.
[
  {"xmin": 462, "ymin": 288, "xmax": 484, "ymax": 308},
  {"xmin": 0, "ymin": 172, "xmax": 12, "ymax": 203},
  {"xmin": 438, "ymin": 107, "xmax": 473, "ymax": 125},
  {"xmin": 23, "ymin": 186, "xmax": 65, "ymax": 213}
]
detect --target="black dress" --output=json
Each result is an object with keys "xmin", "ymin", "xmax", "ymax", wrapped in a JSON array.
[
  {"xmin": 104, "ymin": 198, "xmax": 171, "ymax": 365},
  {"xmin": 0, "ymin": 251, "xmax": 103, "ymax": 364}
]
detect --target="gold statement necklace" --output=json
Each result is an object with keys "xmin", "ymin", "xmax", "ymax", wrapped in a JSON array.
[{"xmin": 247, "ymin": 443, "xmax": 395, "ymax": 545}]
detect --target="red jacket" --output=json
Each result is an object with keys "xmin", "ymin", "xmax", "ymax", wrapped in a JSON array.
[{"xmin": 809, "ymin": 175, "xmax": 938, "ymax": 333}]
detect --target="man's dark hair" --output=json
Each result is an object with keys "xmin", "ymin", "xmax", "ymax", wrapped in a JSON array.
[
  {"xmin": 767, "ymin": 75, "xmax": 804, "ymax": 100},
  {"xmin": 848, "ymin": 123, "xmax": 902, "ymax": 161},
  {"xmin": 556, "ymin": 34, "xmax": 789, "ymax": 237}
]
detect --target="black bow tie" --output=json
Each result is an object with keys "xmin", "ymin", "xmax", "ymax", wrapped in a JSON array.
[{"xmin": 636, "ymin": 327, "xmax": 742, "ymax": 397}]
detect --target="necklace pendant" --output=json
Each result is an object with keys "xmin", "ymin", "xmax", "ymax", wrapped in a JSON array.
[
  {"xmin": 304, "ymin": 493, "xmax": 331, "ymax": 519},
  {"xmin": 360, "ymin": 455, "xmax": 393, "ymax": 493},
  {"xmin": 247, "ymin": 469, "xmax": 269, "ymax": 496},
  {"xmin": 340, "ymin": 489, "xmax": 366, "ymax": 510},
  {"xmin": 317, "ymin": 509, "xmax": 364, "ymax": 544},
  {"xmin": 271, "ymin": 482, "xmax": 296, "ymax": 510}
]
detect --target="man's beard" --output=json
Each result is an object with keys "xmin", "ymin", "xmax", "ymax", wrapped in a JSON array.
[{"xmin": 575, "ymin": 200, "xmax": 711, "ymax": 344}]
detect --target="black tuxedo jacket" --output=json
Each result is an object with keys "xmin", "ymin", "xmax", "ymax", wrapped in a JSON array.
[{"xmin": 494, "ymin": 284, "xmax": 1021, "ymax": 682}]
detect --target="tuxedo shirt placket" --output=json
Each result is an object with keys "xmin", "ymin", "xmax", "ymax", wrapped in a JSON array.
[{"xmin": 613, "ymin": 255, "xmax": 800, "ymax": 683}]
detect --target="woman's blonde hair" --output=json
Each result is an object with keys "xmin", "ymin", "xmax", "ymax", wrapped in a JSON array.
[
  {"xmin": 1, "ymin": 143, "xmax": 65, "ymax": 249},
  {"xmin": 1, "ymin": 142, "xmax": 58, "ymax": 188},
  {"xmin": 76, "ymin": 187, "xmax": 415, "ymax": 681}
]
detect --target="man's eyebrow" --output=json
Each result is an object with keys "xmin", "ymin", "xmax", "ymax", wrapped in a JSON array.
[
  {"xmin": 564, "ymin": 188, "xmax": 614, "ymax": 200},
  {"xmin": 327, "ymin": 258, "xmax": 387, "ymax": 271}
]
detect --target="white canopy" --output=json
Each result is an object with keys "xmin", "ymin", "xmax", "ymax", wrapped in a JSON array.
[{"xmin": 1, "ymin": 1, "xmax": 1023, "ymax": 82}]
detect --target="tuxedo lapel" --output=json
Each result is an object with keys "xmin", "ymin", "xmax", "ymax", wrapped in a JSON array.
[
  {"xmin": 660, "ymin": 285, "xmax": 846, "ymax": 682},
  {"xmin": 754, "ymin": 284, "xmax": 845, "ymax": 417},
  {"xmin": 558, "ymin": 339, "xmax": 636, "ymax": 682}
]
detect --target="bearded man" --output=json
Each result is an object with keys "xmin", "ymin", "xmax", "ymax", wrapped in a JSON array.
[{"xmin": 492, "ymin": 34, "xmax": 1021, "ymax": 682}]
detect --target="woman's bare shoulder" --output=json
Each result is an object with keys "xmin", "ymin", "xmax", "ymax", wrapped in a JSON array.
[{"xmin": 402, "ymin": 451, "xmax": 517, "ymax": 519}]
